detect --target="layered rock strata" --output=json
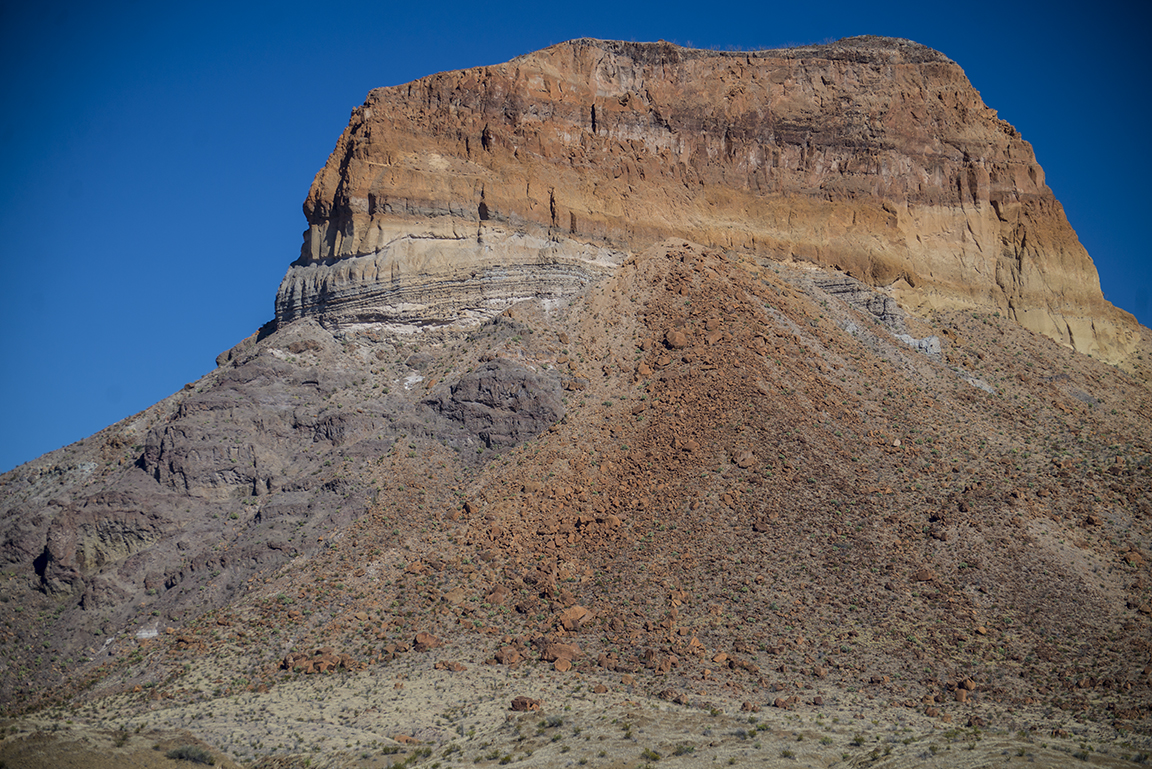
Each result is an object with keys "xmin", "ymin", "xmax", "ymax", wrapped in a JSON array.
[
  {"xmin": 278, "ymin": 35, "xmax": 1139, "ymax": 362},
  {"xmin": 276, "ymin": 224, "xmax": 624, "ymax": 332}
]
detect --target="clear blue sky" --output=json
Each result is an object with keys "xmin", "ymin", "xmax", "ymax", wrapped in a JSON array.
[{"xmin": 1, "ymin": 0, "xmax": 1148, "ymax": 473}]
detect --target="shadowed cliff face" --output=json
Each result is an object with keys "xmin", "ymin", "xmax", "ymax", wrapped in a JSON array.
[{"xmin": 281, "ymin": 35, "xmax": 1139, "ymax": 364}]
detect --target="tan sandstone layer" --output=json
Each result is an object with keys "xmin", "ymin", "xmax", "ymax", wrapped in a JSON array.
[{"xmin": 277, "ymin": 35, "xmax": 1140, "ymax": 364}]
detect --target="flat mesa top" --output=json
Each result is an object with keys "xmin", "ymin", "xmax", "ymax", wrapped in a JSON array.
[{"xmin": 510, "ymin": 35, "xmax": 954, "ymax": 66}]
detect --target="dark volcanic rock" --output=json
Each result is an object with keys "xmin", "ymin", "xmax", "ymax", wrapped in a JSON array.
[
  {"xmin": 0, "ymin": 310, "xmax": 574, "ymax": 706},
  {"xmin": 432, "ymin": 359, "xmax": 563, "ymax": 448}
]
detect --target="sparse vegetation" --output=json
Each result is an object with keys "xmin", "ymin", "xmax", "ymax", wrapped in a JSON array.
[
  {"xmin": 1, "ymin": 151, "xmax": 1148, "ymax": 769},
  {"xmin": 165, "ymin": 745, "xmax": 215, "ymax": 765}
]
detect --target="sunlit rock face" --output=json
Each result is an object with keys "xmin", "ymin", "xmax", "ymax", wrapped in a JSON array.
[
  {"xmin": 276, "ymin": 222, "xmax": 624, "ymax": 333},
  {"xmin": 277, "ymin": 36, "xmax": 1139, "ymax": 362}
]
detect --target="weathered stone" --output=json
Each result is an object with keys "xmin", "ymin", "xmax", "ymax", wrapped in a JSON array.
[
  {"xmin": 540, "ymin": 642, "xmax": 583, "ymax": 662},
  {"xmin": 495, "ymin": 646, "xmax": 522, "ymax": 666},
  {"xmin": 557, "ymin": 604, "xmax": 591, "ymax": 631},
  {"xmin": 510, "ymin": 696, "xmax": 541, "ymax": 712},
  {"xmin": 665, "ymin": 329, "xmax": 690, "ymax": 349},
  {"xmin": 413, "ymin": 632, "xmax": 442, "ymax": 652},
  {"xmin": 432, "ymin": 359, "xmax": 564, "ymax": 448}
]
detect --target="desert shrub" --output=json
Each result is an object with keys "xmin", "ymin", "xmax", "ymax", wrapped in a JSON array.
[{"xmin": 165, "ymin": 745, "xmax": 215, "ymax": 764}]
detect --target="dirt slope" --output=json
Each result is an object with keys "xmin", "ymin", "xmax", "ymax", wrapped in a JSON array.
[{"xmin": 4, "ymin": 241, "xmax": 1148, "ymax": 766}]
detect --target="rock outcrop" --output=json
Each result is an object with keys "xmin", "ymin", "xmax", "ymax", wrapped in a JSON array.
[
  {"xmin": 431, "ymin": 358, "xmax": 564, "ymax": 448},
  {"xmin": 278, "ymin": 35, "xmax": 1139, "ymax": 363}
]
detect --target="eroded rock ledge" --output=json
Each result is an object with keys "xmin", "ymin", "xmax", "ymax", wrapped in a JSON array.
[
  {"xmin": 277, "ymin": 35, "xmax": 1140, "ymax": 364},
  {"xmin": 276, "ymin": 225, "xmax": 623, "ymax": 332}
]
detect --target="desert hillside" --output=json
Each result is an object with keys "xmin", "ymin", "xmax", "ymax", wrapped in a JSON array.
[{"xmin": 1, "ymin": 37, "xmax": 1150, "ymax": 768}]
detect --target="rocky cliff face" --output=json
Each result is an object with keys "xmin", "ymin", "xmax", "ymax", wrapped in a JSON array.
[{"xmin": 279, "ymin": 35, "xmax": 1139, "ymax": 363}]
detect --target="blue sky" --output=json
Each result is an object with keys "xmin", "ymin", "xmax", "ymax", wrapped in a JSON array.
[{"xmin": 1, "ymin": 0, "xmax": 1148, "ymax": 473}]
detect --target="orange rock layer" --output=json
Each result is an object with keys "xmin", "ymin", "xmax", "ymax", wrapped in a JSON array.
[{"xmin": 278, "ymin": 36, "xmax": 1140, "ymax": 363}]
